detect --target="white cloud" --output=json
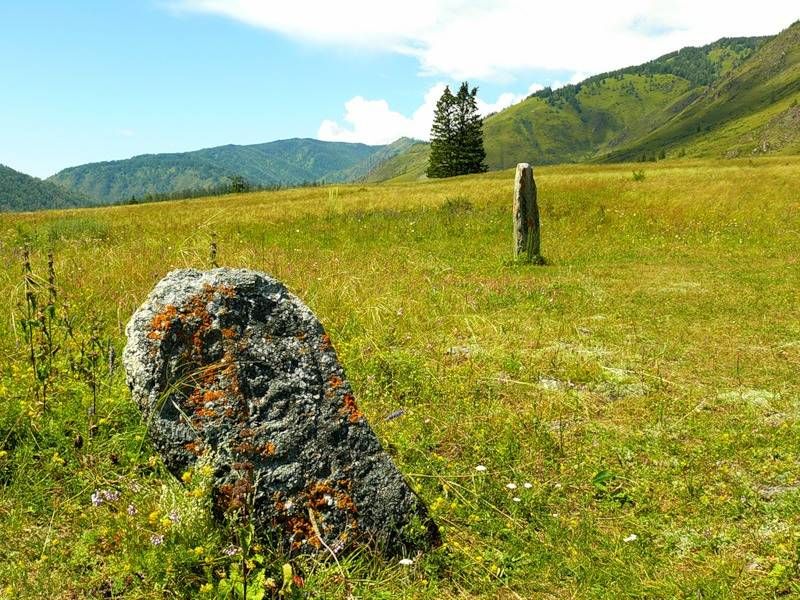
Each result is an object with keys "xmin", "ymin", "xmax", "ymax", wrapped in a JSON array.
[
  {"xmin": 318, "ymin": 83, "xmax": 543, "ymax": 144},
  {"xmin": 170, "ymin": 1, "xmax": 798, "ymax": 80},
  {"xmin": 318, "ymin": 84, "xmax": 446, "ymax": 144}
]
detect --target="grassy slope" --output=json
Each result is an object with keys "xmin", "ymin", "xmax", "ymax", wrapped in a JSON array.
[
  {"xmin": 1, "ymin": 157, "xmax": 799, "ymax": 598},
  {"xmin": 364, "ymin": 141, "xmax": 432, "ymax": 183},
  {"xmin": 0, "ymin": 164, "xmax": 87, "ymax": 212},
  {"xmin": 46, "ymin": 139, "xmax": 389, "ymax": 204},
  {"xmin": 606, "ymin": 22, "xmax": 800, "ymax": 161},
  {"xmin": 371, "ymin": 28, "xmax": 799, "ymax": 180}
]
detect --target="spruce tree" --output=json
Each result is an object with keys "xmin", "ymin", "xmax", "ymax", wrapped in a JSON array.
[
  {"xmin": 427, "ymin": 86, "xmax": 457, "ymax": 178},
  {"xmin": 427, "ymin": 82, "xmax": 487, "ymax": 178}
]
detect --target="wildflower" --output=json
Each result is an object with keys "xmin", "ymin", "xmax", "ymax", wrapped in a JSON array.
[
  {"xmin": 512, "ymin": 497, "xmax": 521, "ymax": 502},
  {"xmin": 398, "ymin": 558, "xmax": 414, "ymax": 566},
  {"xmin": 91, "ymin": 491, "xmax": 103, "ymax": 506},
  {"xmin": 127, "ymin": 504, "xmax": 137, "ymax": 516},
  {"xmin": 148, "ymin": 510, "xmax": 160, "ymax": 525},
  {"xmin": 505, "ymin": 483, "xmax": 517, "ymax": 490},
  {"xmin": 193, "ymin": 546, "xmax": 205, "ymax": 556},
  {"xmin": 181, "ymin": 470, "xmax": 192, "ymax": 484},
  {"xmin": 523, "ymin": 482, "xmax": 533, "ymax": 489},
  {"xmin": 475, "ymin": 465, "xmax": 487, "ymax": 472},
  {"xmin": 223, "ymin": 545, "xmax": 240, "ymax": 556},
  {"xmin": 199, "ymin": 583, "xmax": 213, "ymax": 593},
  {"xmin": 102, "ymin": 490, "xmax": 120, "ymax": 502},
  {"xmin": 168, "ymin": 510, "xmax": 181, "ymax": 524},
  {"xmin": 331, "ymin": 540, "xmax": 345, "ymax": 555},
  {"xmin": 150, "ymin": 533, "xmax": 165, "ymax": 546},
  {"xmin": 623, "ymin": 534, "xmax": 638, "ymax": 543}
]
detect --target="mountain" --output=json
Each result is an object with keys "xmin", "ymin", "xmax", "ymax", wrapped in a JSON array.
[
  {"xmin": 0, "ymin": 164, "xmax": 88, "ymax": 212},
  {"xmin": 603, "ymin": 21, "xmax": 800, "ymax": 161},
  {"xmin": 47, "ymin": 138, "xmax": 411, "ymax": 204},
  {"xmin": 369, "ymin": 22, "xmax": 800, "ymax": 181}
]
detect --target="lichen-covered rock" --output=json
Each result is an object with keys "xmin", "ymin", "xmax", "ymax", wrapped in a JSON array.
[{"xmin": 123, "ymin": 268, "xmax": 439, "ymax": 554}]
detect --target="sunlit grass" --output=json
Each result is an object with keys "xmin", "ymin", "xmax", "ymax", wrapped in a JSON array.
[{"xmin": 0, "ymin": 156, "xmax": 799, "ymax": 598}]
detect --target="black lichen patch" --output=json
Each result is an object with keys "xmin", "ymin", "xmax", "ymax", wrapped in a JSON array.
[{"xmin": 124, "ymin": 268, "xmax": 439, "ymax": 554}]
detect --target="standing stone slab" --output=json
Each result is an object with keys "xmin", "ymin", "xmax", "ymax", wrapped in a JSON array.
[
  {"xmin": 513, "ymin": 163, "xmax": 543, "ymax": 263},
  {"xmin": 124, "ymin": 268, "xmax": 439, "ymax": 554}
]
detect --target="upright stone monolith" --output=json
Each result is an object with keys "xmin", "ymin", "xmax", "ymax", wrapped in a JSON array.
[
  {"xmin": 123, "ymin": 268, "xmax": 439, "ymax": 555},
  {"xmin": 513, "ymin": 163, "xmax": 542, "ymax": 263}
]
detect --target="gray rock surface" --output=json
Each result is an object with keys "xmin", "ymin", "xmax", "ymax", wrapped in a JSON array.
[{"xmin": 124, "ymin": 268, "xmax": 438, "ymax": 554}]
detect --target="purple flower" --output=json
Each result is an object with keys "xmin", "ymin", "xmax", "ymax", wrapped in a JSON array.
[
  {"xmin": 127, "ymin": 504, "xmax": 137, "ymax": 516},
  {"xmin": 91, "ymin": 491, "xmax": 103, "ymax": 506},
  {"xmin": 150, "ymin": 533, "xmax": 165, "ymax": 546},
  {"xmin": 223, "ymin": 545, "xmax": 240, "ymax": 556},
  {"xmin": 168, "ymin": 510, "xmax": 180, "ymax": 524},
  {"xmin": 102, "ymin": 490, "xmax": 120, "ymax": 502}
]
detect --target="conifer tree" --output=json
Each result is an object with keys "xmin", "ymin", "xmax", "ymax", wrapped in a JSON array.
[
  {"xmin": 427, "ymin": 82, "xmax": 487, "ymax": 178},
  {"xmin": 426, "ymin": 86, "xmax": 457, "ymax": 178}
]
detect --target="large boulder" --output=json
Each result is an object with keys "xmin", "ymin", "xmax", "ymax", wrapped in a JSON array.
[{"xmin": 123, "ymin": 268, "xmax": 438, "ymax": 554}]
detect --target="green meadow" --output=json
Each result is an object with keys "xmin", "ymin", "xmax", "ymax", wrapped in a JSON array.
[{"xmin": 1, "ymin": 157, "xmax": 799, "ymax": 598}]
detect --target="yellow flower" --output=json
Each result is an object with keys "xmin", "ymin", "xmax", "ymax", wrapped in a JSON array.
[
  {"xmin": 181, "ymin": 470, "xmax": 192, "ymax": 484},
  {"xmin": 51, "ymin": 453, "xmax": 64, "ymax": 466},
  {"xmin": 193, "ymin": 546, "xmax": 205, "ymax": 556},
  {"xmin": 199, "ymin": 583, "xmax": 213, "ymax": 593},
  {"xmin": 148, "ymin": 510, "xmax": 160, "ymax": 525},
  {"xmin": 199, "ymin": 465, "xmax": 214, "ymax": 477},
  {"xmin": 0, "ymin": 450, "xmax": 8, "ymax": 460},
  {"xmin": 160, "ymin": 517, "xmax": 173, "ymax": 529}
]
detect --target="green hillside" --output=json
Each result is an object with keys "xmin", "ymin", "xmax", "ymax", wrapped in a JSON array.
[
  {"xmin": 364, "ymin": 140, "xmax": 431, "ymax": 182},
  {"xmin": 0, "ymin": 164, "xmax": 87, "ymax": 212},
  {"xmin": 605, "ymin": 21, "xmax": 800, "ymax": 161},
  {"xmin": 371, "ymin": 27, "xmax": 800, "ymax": 180},
  {"xmin": 47, "ymin": 138, "xmax": 407, "ymax": 203}
]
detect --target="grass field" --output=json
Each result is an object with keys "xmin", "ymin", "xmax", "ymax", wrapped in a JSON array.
[{"xmin": 1, "ymin": 157, "xmax": 799, "ymax": 598}]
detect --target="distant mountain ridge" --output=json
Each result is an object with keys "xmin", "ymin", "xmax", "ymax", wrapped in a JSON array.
[
  {"xmin": 46, "ymin": 138, "xmax": 413, "ymax": 204},
  {"xmin": 368, "ymin": 22, "xmax": 800, "ymax": 181},
  {"xmin": 0, "ymin": 164, "xmax": 87, "ymax": 212}
]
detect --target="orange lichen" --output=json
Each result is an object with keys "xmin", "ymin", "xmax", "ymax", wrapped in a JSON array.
[
  {"xmin": 320, "ymin": 334, "xmax": 332, "ymax": 351},
  {"xmin": 221, "ymin": 327, "xmax": 237, "ymax": 339},
  {"xmin": 286, "ymin": 516, "xmax": 321, "ymax": 550},
  {"xmin": 233, "ymin": 441, "xmax": 255, "ymax": 454},
  {"xmin": 260, "ymin": 442, "xmax": 276, "ymax": 457},
  {"xmin": 216, "ymin": 477, "xmax": 253, "ymax": 513},
  {"xmin": 147, "ymin": 305, "xmax": 178, "ymax": 339},
  {"xmin": 184, "ymin": 441, "xmax": 203, "ymax": 455},
  {"xmin": 328, "ymin": 375, "xmax": 343, "ymax": 389},
  {"xmin": 340, "ymin": 393, "xmax": 363, "ymax": 423}
]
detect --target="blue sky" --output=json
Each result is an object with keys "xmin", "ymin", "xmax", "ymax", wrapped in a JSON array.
[{"xmin": 1, "ymin": 1, "xmax": 796, "ymax": 178}]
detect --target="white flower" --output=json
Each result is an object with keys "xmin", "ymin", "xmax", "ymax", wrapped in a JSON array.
[
  {"xmin": 398, "ymin": 558, "xmax": 414, "ymax": 566},
  {"xmin": 505, "ymin": 483, "xmax": 517, "ymax": 490},
  {"xmin": 523, "ymin": 482, "xmax": 533, "ymax": 489},
  {"xmin": 512, "ymin": 497, "xmax": 521, "ymax": 502},
  {"xmin": 475, "ymin": 465, "xmax": 487, "ymax": 472},
  {"xmin": 623, "ymin": 534, "xmax": 638, "ymax": 543}
]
